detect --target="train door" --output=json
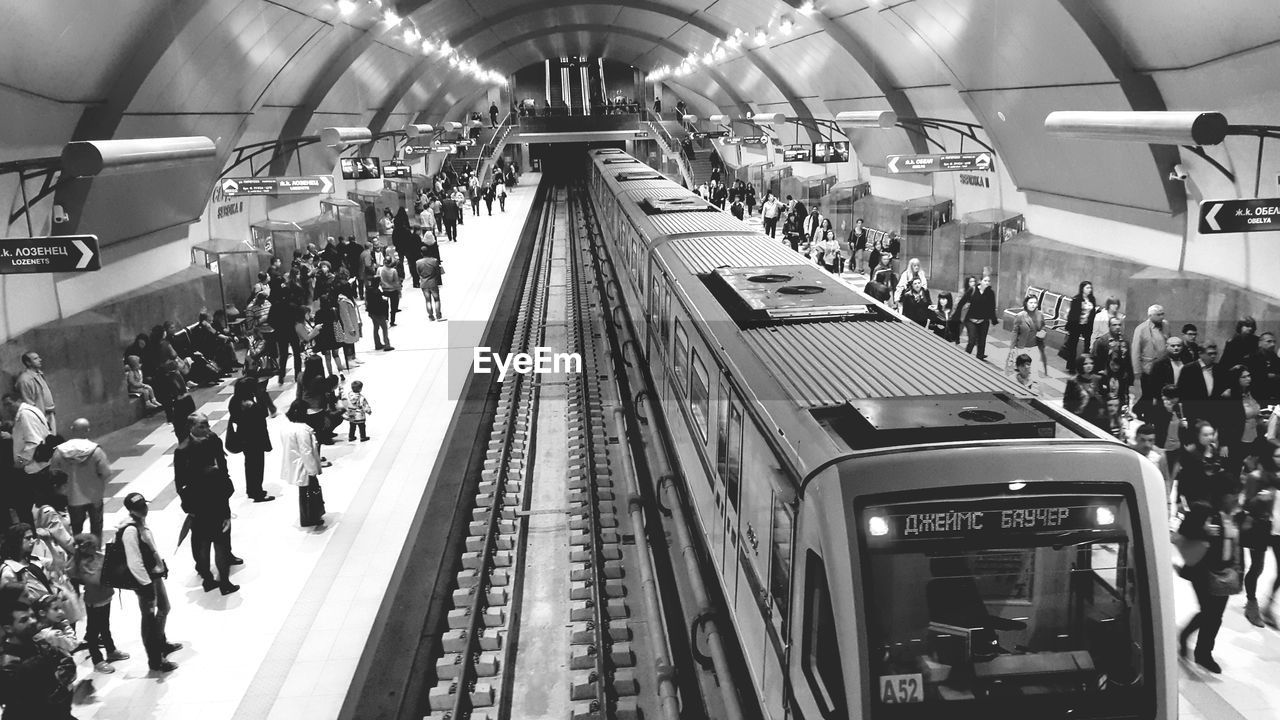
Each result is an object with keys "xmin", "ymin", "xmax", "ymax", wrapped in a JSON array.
[
  {"xmin": 647, "ymin": 273, "xmax": 662, "ymax": 366},
  {"xmin": 716, "ymin": 389, "xmax": 745, "ymax": 601},
  {"xmin": 734, "ymin": 421, "xmax": 785, "ymax": 714},
  {"xmin": 709, "ymin": 376, "xmax": 733, "ymax": 569}
]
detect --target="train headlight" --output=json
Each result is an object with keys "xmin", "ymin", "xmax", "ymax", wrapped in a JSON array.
[
  {"xmin": 1095, "ymin": 506, "xmax": 1116, "ymax": 526},
  {"xmin": 868, "ymin": 515, "xmax": 889, "ymax": 537},
  {"xmin": 1008, "ymin": 481, "xmax": 1027, "ymax": 491}
]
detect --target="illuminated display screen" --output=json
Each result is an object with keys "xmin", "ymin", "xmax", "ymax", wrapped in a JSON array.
[
  {"xmin": 866, "ymin": 496, "xmax": 1115, "ymax": 544},
  {"xmin": 340, "ymin": 157, "xmax": 381, "ymax": 180},
  {"xmin": 811, "ymin": 141, "xmax": 849, "ymax": 163},
  {"xmin": 782, "ymin": 144, "xmax": 810, "ymax": 162}
]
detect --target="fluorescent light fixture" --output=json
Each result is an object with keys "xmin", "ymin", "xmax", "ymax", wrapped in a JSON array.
[
  {"xmin": 682, "ymin": 114, "xmax": 698, "ymax": 123},
  {"xmin": 753, "ymin": 27, "xmax": 769, "ymax": 46},
  {"xmin": 421, "ymin": 40, "xmax": 435, "ymax": 54},
  {"xmin": 60, "ymin": 136, "xmax": 217, "ymax": 177},
  {"xmin": 836, "ymin": 110, "xmax": 898, "ymax": 128},
  {"xmin": 437, "ymin": 41, "xmax": 452, "ymax": 57},
  {"xmin": 725, "ymin": 31, "xmax": 741, "ymax": 49},
  {"xmin": 336, "ymin": 0, "xmax": 357, "ymax": 17},
  {"xmin": 449, "ymin": 55, "xmax": 461, "ymax": 67},
  {"xmin": 381, "ymin": 8, "xmax": 399, "ymax": 25},
  {"xmin": 701, "ymin": 53, "xmax": 715, "ymax": 66},
  {"xmin": 799, "ymin": 1, "xmax": 817, "ymax": 15},
  {"xmin": 1044, "ymin": 110, "xmax": 1228, "ymax": 146},
  {"xmin": 708, "ymin": 114, "xmax": 729, "ymax": 124},
  {"xmin": 320, "ymin": 126, "xmax": 373, "ymax": 148},
  {"xmin": 402, "ymin": 25, "xmax": 419, "ymax": 43},
  {"xmin": 404, "ymin": 123, "xmax": 434, "ymax": 137},
  {"xmin": 751, "ymin": 112, "xmax": 786, "ymax": 126},
  {"xmin": 713, "ymin": 46, "xmax": 727, "ymax": 61},
  {"xmin": 779, "ymin": 15, "xmax": 795, "ymax": 35}
]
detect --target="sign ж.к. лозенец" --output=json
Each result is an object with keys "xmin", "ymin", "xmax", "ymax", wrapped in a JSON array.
[{"xmin": 0, "ymin": 235, "xmax": 100, "ymax": 274}]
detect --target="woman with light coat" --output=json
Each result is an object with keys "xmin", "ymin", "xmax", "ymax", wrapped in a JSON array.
[{"xmin": 280, "ymin": 399, "xmax": 326, "ymax": 527}]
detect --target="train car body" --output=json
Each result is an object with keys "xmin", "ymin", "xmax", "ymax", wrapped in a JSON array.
[{"xmin": 584, "ymin": 149, "xmax": 1176, "ymax": 720}]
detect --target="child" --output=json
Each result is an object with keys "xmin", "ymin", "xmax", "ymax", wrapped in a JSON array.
[
  {"xmin": 124, "ymin": 356, "xmax": 162, "ymax": 409},
  {"xmin": 32, "ymin": 593, "xmax": 79, "ymax": 657},
  {"xmin": 68, "ymin": 533, "xmax": 127, "ymax": 673},
  {"xmin": 345, "ymin": 381, "xmax": 372, "ymax": 442}
]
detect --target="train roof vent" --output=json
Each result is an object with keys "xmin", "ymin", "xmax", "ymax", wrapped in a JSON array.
[
  {"xmin": 640, "ymin": 195, "xmax": 719, "ymax": 214},
  {"xmin": 703, "ymin": 264, "xmax": 882, "ymax": 328},
  {"xmin": 595, "ymin": 149, "xmax": 625, "ymax": 154},
  {"xmin": 616, "ymin": 171, "xmax": 665, "ymax": 181},
  {"xmin": 603, "ymin": 158, "xmax": 642, "ymax": 164},
  {"xmin": 813, "ymin": 393, "xmax": 1057, "ymax": 450}
]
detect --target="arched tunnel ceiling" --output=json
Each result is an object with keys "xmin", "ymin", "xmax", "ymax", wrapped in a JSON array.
[{"xmin": 6, "ymin": 0, "xmax": 1280, "ymax": 243}]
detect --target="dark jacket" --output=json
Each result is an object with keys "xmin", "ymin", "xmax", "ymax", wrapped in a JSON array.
[
  {"xmin": 899, "ymin": 288, "xmax": 933, "ymax": 327},
  {"xmin": 1063, "ymin": 294, "xmax": 1098, "ymax": 337},
  {"xmin": 174, "ymin": 435, "xmax": 232, "ymax": 518},
  {"xmin": 1091, "ymin": 333, "xmax": 1134, "ymax": 387},
  {"xmin": 228, "ymin": 384, "xmax": 275, "ymax": 454},
  {"xmin": 0, "ymin": 639, "xmax": 77, "ymax": 719},
  {"xmin": 441, "ymin": 197, "xmax": 461, "ymax": 223},
  {"xmin": 365, "ymin": 285, "xmax": 389, "ymax": 319},
  {"xmin": 1176, "ymin": 361, "xmax": 1228, "ymax": 425},
  {"xmin": 1178, "ymin": 501, "xmax": 1242, "ymax": 578},
  {"xmin": 958, "ymin": 287, "xmax": 997, "ymax": 324}
]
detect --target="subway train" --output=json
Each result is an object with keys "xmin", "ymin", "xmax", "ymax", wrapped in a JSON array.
[{"xmin": 585, "ymin": 149, "xmax": 1176, "ymax": 720}]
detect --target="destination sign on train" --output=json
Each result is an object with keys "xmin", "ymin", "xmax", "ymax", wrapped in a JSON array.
[{"xmin": 865, "ymin": 497, "xmax": 1118, "ymax": 542}]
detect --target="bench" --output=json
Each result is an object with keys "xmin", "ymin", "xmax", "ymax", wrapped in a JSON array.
[{"xmin": 1002, "ymin": 285, "xmax": 1068, "ymax": 333}]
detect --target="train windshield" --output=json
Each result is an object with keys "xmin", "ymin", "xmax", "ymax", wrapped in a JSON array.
[{"xmin": 859, "ymin": 490, "xmax": 1150, "ymax": 719}]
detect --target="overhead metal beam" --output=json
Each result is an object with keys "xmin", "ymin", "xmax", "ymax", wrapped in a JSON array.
[{"xmin": 374, "ymin": 25, "xmax": 752, "ymax": 135}]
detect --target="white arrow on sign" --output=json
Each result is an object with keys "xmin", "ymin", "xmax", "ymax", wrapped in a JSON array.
[
  {"xmin": 1205, "ymin": 202, "xmax": 1224, "ymax": 232},
  {"xmin": 72, "ymin": 239, "xmax": 93, "ymax": 269},
  {"xmin": 319, "ymin": 175, "xmax": 334, "ymax": 193},
  {"xmin": 887, "ymin": 155, "xmax": 900, "ymax": 173}
]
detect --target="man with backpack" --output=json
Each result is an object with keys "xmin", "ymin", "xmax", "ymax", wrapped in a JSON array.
[
  {"xmin": 110, "ymin": 493, "xmax": 181, "ymax": 673},
  {"xmin": 173, "ymin": 414, "xmax": 239, "ymax": 596}
]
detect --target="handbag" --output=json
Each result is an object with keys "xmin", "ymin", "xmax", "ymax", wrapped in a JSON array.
[
  {"xmin": 225, "ymin": 426, "xmax": 242, "ymax": 454},
  {"xmin": 1208, "ymin": 566, "xmax": 1242, "ymax": 596}
]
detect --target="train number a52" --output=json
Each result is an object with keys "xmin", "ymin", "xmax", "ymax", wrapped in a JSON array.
[{"xmin": 879, "ymin": 673, "xmax": 924, "ymax": 704}]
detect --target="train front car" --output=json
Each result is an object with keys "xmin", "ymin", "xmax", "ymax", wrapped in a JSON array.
[{"xmin": 794, "ymin": 410, "xmax": 1177, "ymax": 720}]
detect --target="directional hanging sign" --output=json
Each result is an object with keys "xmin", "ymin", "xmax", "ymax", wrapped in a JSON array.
[
  {"xmin": 1199, "ymin": 198, "xmax": 1280, "ymax": 234},
  {"xmin": 886, "ymin": 152, "xmax": 994, "ymax": 174},
  {"xmin": 0, "ymin": 235, "xmax": 100, "ymax": 275},
  {"xmin": 219, "ymin": 175, "xmax": 335, "ymax": 197}
]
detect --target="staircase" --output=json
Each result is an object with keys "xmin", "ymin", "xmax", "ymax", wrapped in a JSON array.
[
  {"xmin": 687, "ymin": 156, "xmax": 716, "ymax": 188},
  {"xmin": 548, "ymin": 66, "xmax": 564, "ymax": 114}
]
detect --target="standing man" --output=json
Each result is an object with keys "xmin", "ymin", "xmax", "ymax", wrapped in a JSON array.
[
  {"xmin": 1131, "ymin": 423, "xmax": 1173, "ymax": 513},
  {"xmin": 10, "ymin": 394, "xmax": 50, "ymax": 525},
  {"xmin": 849, "ymin": 218, "xmax": 868, "ymax": 275},
  {"xmin": 14, "ymin": 352, "xmax": 55, "ymax": 434},
  {"xmin": 761, "ymin": 194, "xmax": 782, "ymax": 238},
  {"xmin": 173, "ymin": 413, "xmax": 239, "ymax": 595},
  {"xmin": 1248, "ymin": 331, "xmax": 1280, "ymax": 407},
  {"xmin": 1176, "ymin": 342, "xmax": 1225, "ymax": 426},
  {"xmin": 119, "ymin": 493, "xmax": 181, "ymax": 673},
  {"xmin": 1092, "ymin": 316, "xmax": 1134, "ymax": 407},
  {"xmin": 48, "ymin": 418, "xmax": 110, "ymax": 539},
  {"xmin": 441, "ymin": 193, "xmax": 461, "ymax": 242},
  {"xmin": 489, "ymin": 102, "xmax": 500, "ymax": 128},
  {"xmin": 1131, "ymin": 304, "xmax": 1168, "ymax": 412}
]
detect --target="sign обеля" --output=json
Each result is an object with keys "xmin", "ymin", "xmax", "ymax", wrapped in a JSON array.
[
  {"xmin": 219, "ymin": 175, "xmax": 335, "ymax": 197},
  {"xmin": 0, "ymin": 235, "xmax": 100, "ymax": 274},
  {"xmin": 1199, "ymin": 197, "xmax": 1280, "ymax": 234}
]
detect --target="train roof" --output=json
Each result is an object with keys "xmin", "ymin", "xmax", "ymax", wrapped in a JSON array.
[
  {"xmin": 667, "ymin": 237, "xmax": 802, "ymax": 274},
  {"xmin": 740, "ymin": 321, "xmax": 1030, "ymax": 409}
]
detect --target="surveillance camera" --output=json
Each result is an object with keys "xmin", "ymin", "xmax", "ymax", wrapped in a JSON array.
[
  {"xmin": 1169, "ymin": 164, "xmax": 1189, "ymax": 182},
  {"xmin": 52, "ymin": 204, "xmax": 69, "ymax": 224}
]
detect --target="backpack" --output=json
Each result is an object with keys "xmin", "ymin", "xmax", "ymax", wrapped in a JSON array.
[{"xmin": 102, "ymin": 524, "xmax": 146, "ymax": 590}]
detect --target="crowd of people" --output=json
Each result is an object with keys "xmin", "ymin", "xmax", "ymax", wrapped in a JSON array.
[{"xmin": 0, "ymin": 161, "xmax": 520, "ymax": 715}]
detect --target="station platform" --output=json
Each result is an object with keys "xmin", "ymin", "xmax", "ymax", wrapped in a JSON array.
[
  {"xmin": 69, "ymin": 174, "xmax": 542, "ymax": 720},
  {"xmin": 60, "ymin": 187, "xmax": 1278, "ymax": 720}
]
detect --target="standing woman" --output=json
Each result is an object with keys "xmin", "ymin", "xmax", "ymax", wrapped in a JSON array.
[
  {"xmin": 1242, "ymin": 442, "xmax": 1280, "ymax": 627},
  {"xmin": 1059, "ymin": 280, "xmax": 1099, "ymax": 373},
  {"xmin": 934, "ymin": 291, "xmax": 959, "ymax": 344},
  {"xmin": 227, "ymin": 376, "xmax": 276, "ymax": 503},
  {"xmin": 1218, "ymin": 364, "xmax": 1263, "ymax": 478},
  {"xmin": 1006, "ymin": 294, "xmax": 1046, "ymax": 376},
  {"xmin": 961, "ymin": 276, "xmax": 998, "ymax": 360},
  {"xmin": 1177, "ymin": 420, "xmax": 1225, "ymax": 510},
  {"xmin": 1176, "ymin": 475, "xmax": 1244, "ymax": 673},
  {"xmin": 895, "ymin": 257, "xmax": 929, "ymax": 298},
  {"xmin": 1064, "ymin": 354, "xmax": 1106, "ymax": 427},
  {"xmin": 281, "ymin": 400, "xmax": 326, "ymax": 528},
  {"xmin": 379, "ymin": 254, "xmax": 403, "ymax": 327}
]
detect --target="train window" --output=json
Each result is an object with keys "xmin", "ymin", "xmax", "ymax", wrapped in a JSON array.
[
  {"xmin": 673, "ymin": 320, "xmax": 689, "ymax": 395},
  {"xmin": 715, "ymin": 377, "xmax": 730, "ymax": 483},
  {"xmin": 689, "ymin": 349, "xmax": 710, "ymax": 441},
  {"xmin": 770, "ymin": 497, "xmax": 793, "ymax": 621},
  {"xmin": 649, "ymin": 275, "xmax": 661, "ymax": 332},
  {"xmin": 802, "ymin": 550, "xmax": 847, "ymax": 718},
  {"xmin": 660, "ymin": 285, "xmax": 671, "ymax": 345},
  {"xmin": 859, "ymin": 489, "xmax": 1149, "ymax": 715},
  {"xmin": 725, "ymin": 400, "xmax": 743, "ymax": 510}
]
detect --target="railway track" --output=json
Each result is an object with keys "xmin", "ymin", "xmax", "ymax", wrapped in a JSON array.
[{"xmin": 424, "ymin": 184, "xmax": 665, "ymax": 720}]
